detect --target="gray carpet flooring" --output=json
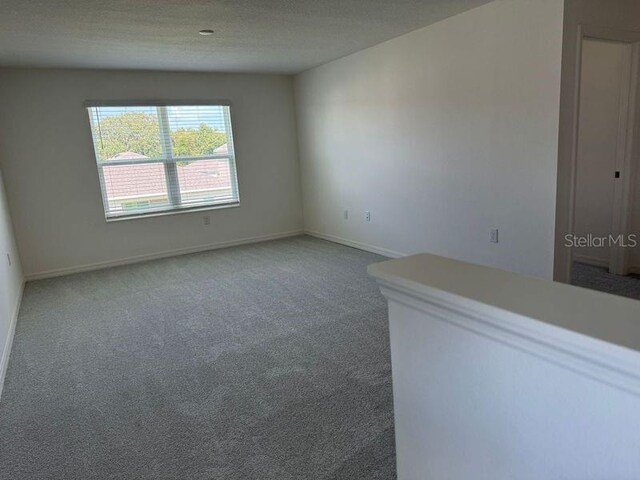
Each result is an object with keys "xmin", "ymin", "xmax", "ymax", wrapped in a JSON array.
[
  {"xmin": 0, "ymin": 236, "xmax": 396, "ymax": 480},
  {"xmin": 572, "ymin": 262, "xmax": 640, "ymax": 300}
]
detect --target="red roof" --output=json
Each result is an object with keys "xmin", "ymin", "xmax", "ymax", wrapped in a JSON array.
[{"xmin": 102, "ymin": 147, "xmax": 232, "ymax": 200}]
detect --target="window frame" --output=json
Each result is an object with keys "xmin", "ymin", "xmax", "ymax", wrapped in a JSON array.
[{"xmin": 86, "ymin": 102, "xmax": 240, "ymax": 222}]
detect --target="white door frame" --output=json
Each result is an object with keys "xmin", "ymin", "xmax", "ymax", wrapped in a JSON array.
[{"xmin": 567, "ymin": 25, "xmax": 640, "ymax": 277}]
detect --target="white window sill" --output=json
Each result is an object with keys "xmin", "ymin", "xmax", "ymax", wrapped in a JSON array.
[{"xmin": 105, "ymin": 202, "xmax": 240, "ymax": 223}]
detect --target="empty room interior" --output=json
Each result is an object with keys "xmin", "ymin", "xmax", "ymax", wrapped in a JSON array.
[{"xmin": 1, "ymin": 0, "xmax": 640, "ymax": 478}]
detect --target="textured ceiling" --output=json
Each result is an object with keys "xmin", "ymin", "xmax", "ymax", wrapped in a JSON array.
[{"xmin": 0, "ymin": 0, "xmax": 493, "ymax": 74}]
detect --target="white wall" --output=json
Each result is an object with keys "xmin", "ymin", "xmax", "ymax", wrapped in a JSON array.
[
  {"xmin": 0, "ymin": 68, "xmax": 303, "ymax": 277},
  {"xmin": 555, "ymin": 0, "xmax": 640, "ymax": 281},
  {"xmin": 369, "ymin": 253, "xmax": 640, "ymax": 479},
  {"xmin": 386, "ymin": 290, "xmax": 640, "ymax": 479},
  {"xmin": 0, "ymin": 168, "xmax": 23, "ymax": 396},
  {"xmin": 295, "ymin": 0, "xmax": 564, "ymax": 279},
  {"xmin": 573, "ymin": 39, "xmax": 632, "ymax": 266}
]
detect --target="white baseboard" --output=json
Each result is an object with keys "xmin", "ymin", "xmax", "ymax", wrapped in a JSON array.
[
  {"xmin": 305, "ymin": 230, "xmax": 407, "ymax": 259},
  {"xmin": 573, "ymin": 254, "xmax": 640, "ymax": 275},
  {"xmin": 573, "ymin": 254, "xmax": 609, "ymax": 268},
  {"xmin": 25, "ymin": 230, "xmax": 304, "ymax": 281},
  {"xmin": 0, "ymin": 279, "xmax": 25, "ymax": 401}
]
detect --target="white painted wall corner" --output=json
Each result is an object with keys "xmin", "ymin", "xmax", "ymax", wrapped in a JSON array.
[{"xmin": 0, "ymin": 279, "xmax": 25, "ymax": 401}]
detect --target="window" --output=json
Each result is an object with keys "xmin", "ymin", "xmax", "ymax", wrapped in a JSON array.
[{"xmin": 86, "ymin": 104, "xmax": 239, "ymax": 220}]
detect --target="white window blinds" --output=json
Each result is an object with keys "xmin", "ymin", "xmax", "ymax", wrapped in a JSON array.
[{"xmin": 86, "ymin": 104, "xmax": 239, "ymax": 220}]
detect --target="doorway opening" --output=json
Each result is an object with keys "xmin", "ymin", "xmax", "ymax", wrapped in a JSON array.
[{"xmin": 569, "ymin": 28, "xmax": 640, "ymax": 298}]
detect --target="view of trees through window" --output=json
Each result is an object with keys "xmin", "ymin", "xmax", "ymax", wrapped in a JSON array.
[
  {"xmin": 94, "ymin": 111, "xmax": 227, "ymax": 161},
  {"xmin": 87, "ymin": 105, "xmax": 239, "ymax": 219}
]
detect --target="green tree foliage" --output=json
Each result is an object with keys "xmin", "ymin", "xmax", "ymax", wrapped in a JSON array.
[
  {"xmin": 172, "ymin": 124, "xmax": 227, "ymax": 158},
  {"xmin": 95, "ymin": 112, "xmax": 227, "ymax": 161},
  {"xmin": 95, "ymin": 112, "xmax": 163, "ymax": 160}
]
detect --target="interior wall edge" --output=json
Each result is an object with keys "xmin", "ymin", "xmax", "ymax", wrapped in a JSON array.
[{"xmin": 0, "ymin": 279, "xmax": 25, "ymax": 400}]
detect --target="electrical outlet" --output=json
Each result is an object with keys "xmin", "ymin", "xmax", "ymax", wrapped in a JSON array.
[
  {"xmin": 343, "ymin": 209, "xmax": 349, "ymax": 220},
  {"xmin": 490, "ymin": 229, "xmax": 499, "ymax": 244},
  {"xmin": 365, "ymin": 211, "xmax": 371, "ymax": 222},
  {"xmin": 203, "ymin": 215, "xmax": 211, "ymax": 226}
]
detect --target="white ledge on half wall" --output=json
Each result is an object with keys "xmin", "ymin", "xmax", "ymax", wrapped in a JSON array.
[{"xmin": 368, "ymin": 253, "xmax": 640, "ymax": 479}]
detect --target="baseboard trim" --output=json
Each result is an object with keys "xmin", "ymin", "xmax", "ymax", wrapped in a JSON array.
[
  {"xmin": 574, "ymin": 255, "xmax": 640, "ymax": 275},
  {"xmin": 573, "ymin": 254, "xmax": 609, "ymax": 268},
  {"xmin": 305, "ymin": 230, "xmax": 407, "ymax": 259},
  {"xmin": 25, "ymin": 230, "xmax": 305, "ymax": 281},
  {"xmin": 0, "ymin": 279, "xmax": 25, "ymax": 401}
]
